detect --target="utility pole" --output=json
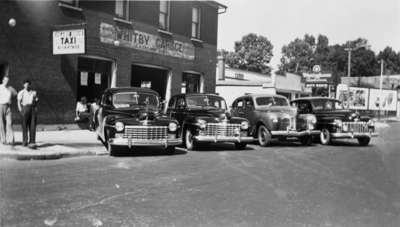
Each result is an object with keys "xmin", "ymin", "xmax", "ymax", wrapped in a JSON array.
[
  {"xmin": 379, "ymin": 60, "xmax": 384, "ymax": 120},
  {"xmin": 345, "ymin": 48, "xmax": 352, "ymax": 77}
]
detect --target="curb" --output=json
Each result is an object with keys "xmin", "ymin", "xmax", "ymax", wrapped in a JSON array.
[{"xmin": 0, "ymin": 147, "xmax": 108, "ymax": 161}]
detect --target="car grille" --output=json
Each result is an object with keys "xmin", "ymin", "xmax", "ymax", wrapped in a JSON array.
[
  {"xmin": 123, "ymin": 126, "xmax": 168, "ymax": 140},
  {"xmin": 204, "ymin": 123, "xmax": 241, "ymax": 137},
  {"xmin": 278, "ymin": 117, "xmax": 295, "ymax": 130},
  {"xmin": 342, "ymin": 122, "xmax": 370, "ymax": 133}
]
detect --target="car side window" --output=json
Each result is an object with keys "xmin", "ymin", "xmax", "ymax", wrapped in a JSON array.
[
  {"xmin": 168, "ymin": 97, "xmax": 176, "ymax": 109},
  {"xmin": 245, "ymin": 98, "xmax": 254, "ymax": 110},
  {"xmin": 176, "ymin": 97, "xmax": 186, "ymax": 109},
  {"xmin": 298, "ymin": 101, "xmax": 312, "ymax": 114},
  {"xmin": 237, "ymin": 99, "xmax": 244, "ymax": 110}
]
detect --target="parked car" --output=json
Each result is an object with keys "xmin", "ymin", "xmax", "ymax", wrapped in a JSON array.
[
  {"xmin": 231, "ymin": 94, "xmax": 319, "ymax": 146},
  {"xmin": 166, "ymin": 93, "xmax": 254, "ymax": 150},
  {"xmin": 95, "ymin": 87, "xmax": 181, "ymax": 155},
  {"xmin": 290, "ymin": 97, "xmax": 378, "ymax": 146}
]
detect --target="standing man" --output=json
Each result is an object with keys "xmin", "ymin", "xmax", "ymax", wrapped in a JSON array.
[
  {"xmin": 0, "ymin": 75, "xmax": 17, "ymax": 145},
  {"xmin": 17, "ymin": 79, "xmax": 38, "ymax": 148}
]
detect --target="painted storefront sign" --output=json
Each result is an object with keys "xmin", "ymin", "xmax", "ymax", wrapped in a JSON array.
[
  {"xmin": 53, "ymin": 29, "xmax": 85, "ymax": 55},
  {"xmin": 368, "ymin": 89, "xmax": 397, "ymax": 111},
  {"xmin": 99, "ymin": 23, "xmax": 195, "ymax": 60}
]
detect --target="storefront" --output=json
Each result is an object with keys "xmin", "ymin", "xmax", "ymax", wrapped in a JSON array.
[{"xmin": 0, "ymin": 0, "xmax": 225, "ymax": 123}]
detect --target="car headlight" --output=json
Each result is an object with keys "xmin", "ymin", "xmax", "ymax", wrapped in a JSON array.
[
  {"xmin": 168, "ymin": 122, "xmax": 178, "ymax": 132},
  {"xmin": 240, "ymin": 121, "xmax": 249, "ymax": 130},
  {"xmin": 197, "ymin": 119, "xmax": 206, "ymax": 129},
  {"xmin": 270, "ymin": 115, "xmax": 278, "ymax": 123},
  {"xmin": 333, "ymin": 119, "xmax": 342, "ymax": 127},
  {"xmin": 115, "ymin": 122, "xmax": 125, "ymax": 132}
]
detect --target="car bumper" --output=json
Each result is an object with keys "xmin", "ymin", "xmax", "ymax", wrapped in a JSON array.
[
  {"xmin": 331, "ymin": 132, "xmax": 379, "ymax": 139},
  {"xmin": 194, "ymin": 135, "xmax": 255, "ymax": 143},
  {"xmin": 109, "ymin": 138, "xmax": 182, "ymax": 147},
  {"xmin": 271, "ymin": 130, "xmax": 320, "ymax": 137}
]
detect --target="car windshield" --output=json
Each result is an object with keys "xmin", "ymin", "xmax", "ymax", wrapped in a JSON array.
[
  {"xmin": 311, "ymin": 99, "xmax": 344, "ymax": 110},
  {"xmin": 112, "ymin": 92, "xmax": 159, "ymax": 109},
  {"xmin": 186, "ymin": 95, "xmax": 227, "ymax": 110},
  {"xmin": 256, "ymin": 96, "xmax": 289, "ymax": 107}
]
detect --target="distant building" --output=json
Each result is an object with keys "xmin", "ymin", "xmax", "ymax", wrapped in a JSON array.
[
  {"xmin": 216, "ymin": 57, "xmax": 310, "ymax": 106},
  {"xmin": 0, "ymin": 0, "xmax": 226, "ymax": 124}
]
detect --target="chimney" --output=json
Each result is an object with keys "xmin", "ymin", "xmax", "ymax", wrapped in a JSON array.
[{"xmin": 217, "ymin": 56, "xmax": 225, "ymax": 80}]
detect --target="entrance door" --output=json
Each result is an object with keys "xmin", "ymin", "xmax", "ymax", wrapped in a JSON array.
[
  {"xmin": 182, "ymin": 72, "xmax": 200, "ymax": 93},
  {"xmin": 0, "ymin": 61, "xmax": 8, "ymax": 80},
  {"xmin": 77, "ymin": 57, "xmax": 111, "ymax": 102},
  {"xmin": 131, "ymin": 65, "xmax": 168, "ymax": 100}
]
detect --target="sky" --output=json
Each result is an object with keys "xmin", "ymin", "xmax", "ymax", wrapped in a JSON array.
[{"xmin": 217, "ymin": 0, "xmax": 400, "ymax": 70}]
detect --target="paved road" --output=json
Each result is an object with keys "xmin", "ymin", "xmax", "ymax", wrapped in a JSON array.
[{"xmin": 1, "ymin": 123, "xmax": 400, "ymax": 227}]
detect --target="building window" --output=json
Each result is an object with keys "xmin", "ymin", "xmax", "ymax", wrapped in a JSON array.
[
  {"xmin": 159, "ymin": 1, "xmax": 170, "ymax": 30},
  {"xmin": 192, "ymin": 7, "xmax": 200, "ymax": 39},
  {"xmin": 59, "ymin": 0, "xmax": 79, "ymax": 7},
  {"xmin": 115, "ymin": 0, "xmax": 129, "ymax": 20}
]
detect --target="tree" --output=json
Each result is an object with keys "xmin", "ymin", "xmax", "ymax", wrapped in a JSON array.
[
  {"xmin": 228, "ymin": 33, "xmax": 274, "ymax": 74},
  {"xmin": 376, "ymin": 47, "xmax": 400, "ymax": 75},
  {"xmin": 279, "ymin": 34, "xmax": 316, "ymax": 75}
]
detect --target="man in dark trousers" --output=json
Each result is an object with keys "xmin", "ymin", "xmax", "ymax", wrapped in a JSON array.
[{"xmin": 17, "ymin": 79, "xmax": 38, "ymax": 148}]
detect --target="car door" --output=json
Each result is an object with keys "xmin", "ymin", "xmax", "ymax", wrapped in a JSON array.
[
  {"xmin": 244, "ymin": 97, "xmax": 256, "ymax": 126},
  {"xmin": 232, "ymin": 98, "xmax": 245, "ymax": 118},
  {"xmin": 172, "ymin": 96, "xmax": 187, "ymax": 127}
]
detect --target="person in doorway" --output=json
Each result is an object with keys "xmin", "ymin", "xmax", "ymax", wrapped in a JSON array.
[
  {"xmin": 75, "ymin": 96, "xmax": 90, "ymax": 121},
  {"xmin": 0, "ymin": 75, "xmax": 17, "ymax": 145},
  {"xmin": 17, "ymin": 79, "xmax": 39, "ymax": 148},
  {"xmin": 89, "ymin": 98, "xmax": 100, "ymax": 130}
]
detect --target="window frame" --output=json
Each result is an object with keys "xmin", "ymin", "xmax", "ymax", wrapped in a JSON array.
[
  {"xmin": 115, "ymin": 0, "xmax": 130, "ymax": 20},
  {"xmin": 191, "ymin": 7, "xmax": 201, "ymax": 39},
  {"xmin": 159, "ymin": 0, "xmax": 171, "ymax": 31}
]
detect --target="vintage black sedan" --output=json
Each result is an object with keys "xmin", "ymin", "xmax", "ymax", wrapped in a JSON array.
[
  {"xmin": 95, "ymin": 87, "xmax": 181, "ymax": 155},
  {"xmin": 166, "ymin": 93, "xmax": 254, "ymax": 150},
  {"xmin": 231, "ymin": 94, "xmax": 320, "ymax": 146},
  {"xmin": 291, "ymin": 97, "xmax": 378, "ymax": 146}
]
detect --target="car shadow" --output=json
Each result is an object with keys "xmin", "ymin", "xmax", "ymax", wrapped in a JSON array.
[
  {"xmin": 113, "ymin": 146, "xmax": 187, "ymax": 157},
  {"xmin": 188, "ymin": 143, "xmax": 255, "ymax": 152},
  {"xmin": 329, "ymin": 139, "xmax": 376, "ymax": 147}
]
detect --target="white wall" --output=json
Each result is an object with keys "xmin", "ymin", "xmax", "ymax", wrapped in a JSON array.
[{"xmin": 275, "ymin": 73, "xmax": 302, "ymax": 92}]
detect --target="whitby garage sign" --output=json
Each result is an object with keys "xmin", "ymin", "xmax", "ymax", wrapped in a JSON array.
[
  {"xmin": 53, "ymin": 29, "xmax": 85, "ymax": 55},
  {"xmin": 99, "ymin": 22, "xmax": 195, "ymax": 60}
]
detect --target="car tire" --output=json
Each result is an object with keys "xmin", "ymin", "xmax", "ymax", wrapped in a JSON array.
[
  {"xmin": 320, "ymin": 128, "xmax": 331, "ymax": 145},
  {"xmin": 258, "ymin": 125, "xmax": 271, "ymax": 147},
  {"xmin": 166, "ymin": 146, "xmax": 175, "ymax": 155},
  {"xmin": 234, "ymin": 142, "xmax": 247, "ymax": 150},
  {"xmin": 358, "ymin": 137, "xmax": 370, "ymax": 146},
  {"xmin": 300, "ymin": 136, "xmax": 313, "ymax": 146},
  {"xmin": 185, "ymin": 129, "xmax": 197, "ymax": 151}
]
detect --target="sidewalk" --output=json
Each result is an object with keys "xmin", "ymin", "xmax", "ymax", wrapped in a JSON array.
[{"xmin": 0, "ymin": 130, "xmax": 107, "ymax": 160}]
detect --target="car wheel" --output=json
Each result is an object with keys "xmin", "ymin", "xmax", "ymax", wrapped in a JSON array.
[
  {"xmin": 358, "ymin": 137, "xmax": 370, "ymax": 146},
  {"xmin": 234, "ymin": 142, "xmax": 247, "ymax": 150},
  {"xmin": 108, "ymin": 142, "xmax": 118, "ymax": 156},
  {"xmin": 166, "ymin": 146, "xmax": 175, "ymax": 155},
  {"xmin": 320, "ymin": 128, "xmax": 331, "ymax": 145},
  {"xmin": 300, "ymin": 136, "xmax": 313, "ymax": 146},
  {"xmin": 185, "ymin": 129, "xmax": 197, "ymax": 151},
  {"xmin": 258, "ymin": 125, "xmax": 271, "ymax": 147}
]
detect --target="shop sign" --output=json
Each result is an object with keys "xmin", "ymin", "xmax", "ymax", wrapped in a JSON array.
[
  {"xmin": 368, "ymin": 89, "xmax": 397, "ymax": 111},
  {"xmin": 100, "ymin": 23, "xmax": 195, "ymax": 60},
  {"xmin": 303, "ymin": 73, "xmax": 332, "ymax": 83},
  {"xmin": 53, "ymin": 29, "xmax": 85, "ymax": 55}
]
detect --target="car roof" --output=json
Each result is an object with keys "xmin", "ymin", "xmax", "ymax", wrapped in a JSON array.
[
  {"xmin": 235, "ymin": 93, "xmax": 288, "ymax": 100},
  {"xmin": 105, "ymin": 87, "xmax": 159, "ymax": 95},
  {"xmin": 291, "ymin": 96, "xmax": 340, "ymax": 102},
  {"xmin": 172, "ymin": 93, "xmax": 222, "ymax": 98}
]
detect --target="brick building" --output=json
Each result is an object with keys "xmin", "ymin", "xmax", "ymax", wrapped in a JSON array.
[{"xmin": 0, "ymin": 0, "xmax": 226, "ymax": 124}]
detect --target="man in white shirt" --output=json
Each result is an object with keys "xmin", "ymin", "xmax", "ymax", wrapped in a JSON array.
[
  {"xmin": 17, "ymin": 79, "xmax": 38, "ymax": 147},
  {"xmin": 0, "ymin": 76, "xmax": 17, "ymax": 145}
]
